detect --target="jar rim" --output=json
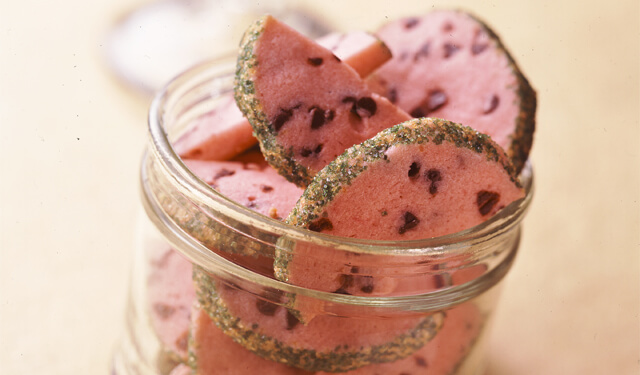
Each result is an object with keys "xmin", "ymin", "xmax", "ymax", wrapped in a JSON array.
[{"xmin": 144, "ymin": 55, "xmax": 534, "ymax": 310}]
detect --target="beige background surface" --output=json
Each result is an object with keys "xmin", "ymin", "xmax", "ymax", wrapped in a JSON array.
[{"xmin": 1, "ymin": 0, "xmax": 638, "ymax": 374}]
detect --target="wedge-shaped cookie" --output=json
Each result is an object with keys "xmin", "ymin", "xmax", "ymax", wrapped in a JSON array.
[
  {"xmin": 175, "ymin": 30, "xmax": 392, "ymax": 161},
  {"xmin": 194, "ymin": 268, "xmax": 444, "ymax": 373},
  {"xmin": 235, "ymin": 15, "xmax": 410, "ymax": 187}
]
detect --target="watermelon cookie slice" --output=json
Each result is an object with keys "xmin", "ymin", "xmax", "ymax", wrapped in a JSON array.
[
  {"xmin": 276, "ymin": 118, "xmax": 524, "ymax": 297},
  {"xmin": 194, "ymin": 267, "xmax": 444, "ymax": 373},
  {"xmin": 184, "ymin": 149, "xmax": 303, "ymax": 222},
  {"xmin": 147, "ymin": 247, "xmax": 196, "ymax": 370},
  {"xmin": 189, "ymin": 304, "xmax": 313, "ymax": 375},
  {"xmin": 154, "ymin": 148, "xmax": 303, "ymax": 273},
  {"xmin": 235, "ymin": 15, "xmax": 411, "ymax": 187},
  {"xmin": 317, "ymin": 301, "xmax": 484, "ymax": 375},
  {"xmin": 174, "ymin": 30, "xmax": 392, "ymax": 162},
  {"xmin": 183, "ymin": 149, "xmax": 303, "ymax": 272},
  {"xmin": 369, "ymin": 9, "xmax": 536, "ymax": 174}
]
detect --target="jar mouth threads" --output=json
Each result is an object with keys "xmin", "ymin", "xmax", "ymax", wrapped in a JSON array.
[{"xmin": 142, "ymin": 55, "xmax": 534, "ymax": 311}]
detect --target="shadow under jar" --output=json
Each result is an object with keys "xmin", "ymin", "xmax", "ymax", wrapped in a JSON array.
[{"xmin": 111, "ymin": 56, "xmax": 534, "ymax": 375}]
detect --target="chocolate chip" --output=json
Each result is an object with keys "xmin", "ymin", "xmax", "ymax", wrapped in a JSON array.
[
  {"xmin": 300, "ymin": 147, "xmax": 312, "ymax": 157},
  {"xmin": 359, "ymin": 276, "xmax": 374, "ymax": 293},
  {"xmin": 471, "ymin": 43, "xmax": 488, "ymax": 55},
  {"xmin": 338, "ymin": 274, "xmax": 354, "ymax": 289},
  {"xmin": 355, "ymin": 97, "xmax": 377, "ymax": 117},
  {"xmin": 333, "ymin": 273, "xmax": 355, "ymax": 295},
  {"xmin": 214, "ymin": 168, "xmax": 235, "ymax": 180},
  {"xmin": 427, "ymin": 90, "xmax": 448, "ymax": 112},
  {"xmin": 307, "ymin": 57, "xmax": 323, "ymax": 66},
  {"xmin": 260, "ymin": 185, "xmax": 274, "ymax": 193},
  {"xmin": 414, "ymin": 356, "xmax": 428, "ymax": 367},
  {"xmin": 408, "ymin": 162, "xmax": 421, "ymax": 179},
  {"xmin": 399, "ymin": 212, "xmax": 420, "ymax": 234},
  {"xmin": 442, "ymin": 22, "xmax": 454, "ymax": 32},
  {"xmin": 153, "ymin": 303, "xmax": 176, "ymax": 319},
  {"xmin": 434, "ymin": 274, "xmax": 447, "ymax": 288},
  {"xmin": 273, "ymin": 108, "xmax": 293, "ymax": 132},
  {"xmin": 477, "ymin": 190, "xmax": 500, "ymax": 216},
  {"xmin": 308, "ymin": 217, "xmax": 333, "ymax": 232},
  {"xmin": 426, "ymin": 169, "xmax": 442, "ymax": 182},
  {"xmin": 483, "ymin": 95, "xmax": 500, "ymax": 114},
  {"xmin": 410, "ymin": 107, "xmax": 426, "ymax": 118},
  {"xmin": 426, "ymin": 168, "xmax": 442, "ymax": 195},
  {"xmin": 443, "ymin": 43, "xmax": 460, "ymax": 58},
  {"xmin": 414, "ymin": 42, "xmax": 430, "ymax": 60},
  {"xmin": 309, "ymin": 106, "xmax": 335, "ymax": 130},
  {"xmin": 388, "ymin": 88, "xmax": 398, "ymax": 103},
  {"xmin": 286, "ymin": 310, "xmax": 300, "ymax": 330},
  {"xmin": 256, "ymin": 299, "xmax": 279, "ymax": 316},
  {"xmin": 301, "ymin": 144, "xmax": 323, "ymax": 157},
  {"xmin": 404, "ymin": 17, "xmax": 420, "ymax": 29},
  {"xmin": 310, "ymin": 106, "xmax": 327, "ymax": 129},
  {"xmin": 350, "ymin": 266, "xmax": 360, "ymax": 274}
]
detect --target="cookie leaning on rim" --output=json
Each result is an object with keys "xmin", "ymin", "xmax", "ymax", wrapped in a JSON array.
[
  {"xmin": 234, "ymin": 15, "xmax": 411, "ymax": 188},
  {"xmin": 275, "ymin": 118, "xmax": 524, "ymax": 308}
]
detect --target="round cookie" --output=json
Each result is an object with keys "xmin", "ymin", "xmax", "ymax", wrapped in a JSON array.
[
  {"xmin": 317, "ymin": 301, "xmax": 484, "ymax": 375},
  {"xmin": 188, "ymin": 304, "xmax": 313, "ymax": 375},
  {"xmin": 369, "ymin": 9, "xmax": 536, "ymax": 173},
  {"xmin": 194, "ymin": 267, "xmax": 444, "ymax": 373},
  {"xmin": 276, "ymin": 118, "xmax": 524, "ymax": 297}
]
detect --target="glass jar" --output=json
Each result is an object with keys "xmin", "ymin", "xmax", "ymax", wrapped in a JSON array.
[{"xmin": 111, "ymin": 56, "xmax": 534, "ymax": 375}]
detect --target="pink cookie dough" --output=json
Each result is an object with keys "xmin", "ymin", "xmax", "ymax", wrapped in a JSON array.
[
  {"xmin": 369, "ymin": 9, "xmax": 536, "ymax": 173},
  {"xmin": 235, "ymin": 15, "xmax": 411, "ymax": 187}
]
